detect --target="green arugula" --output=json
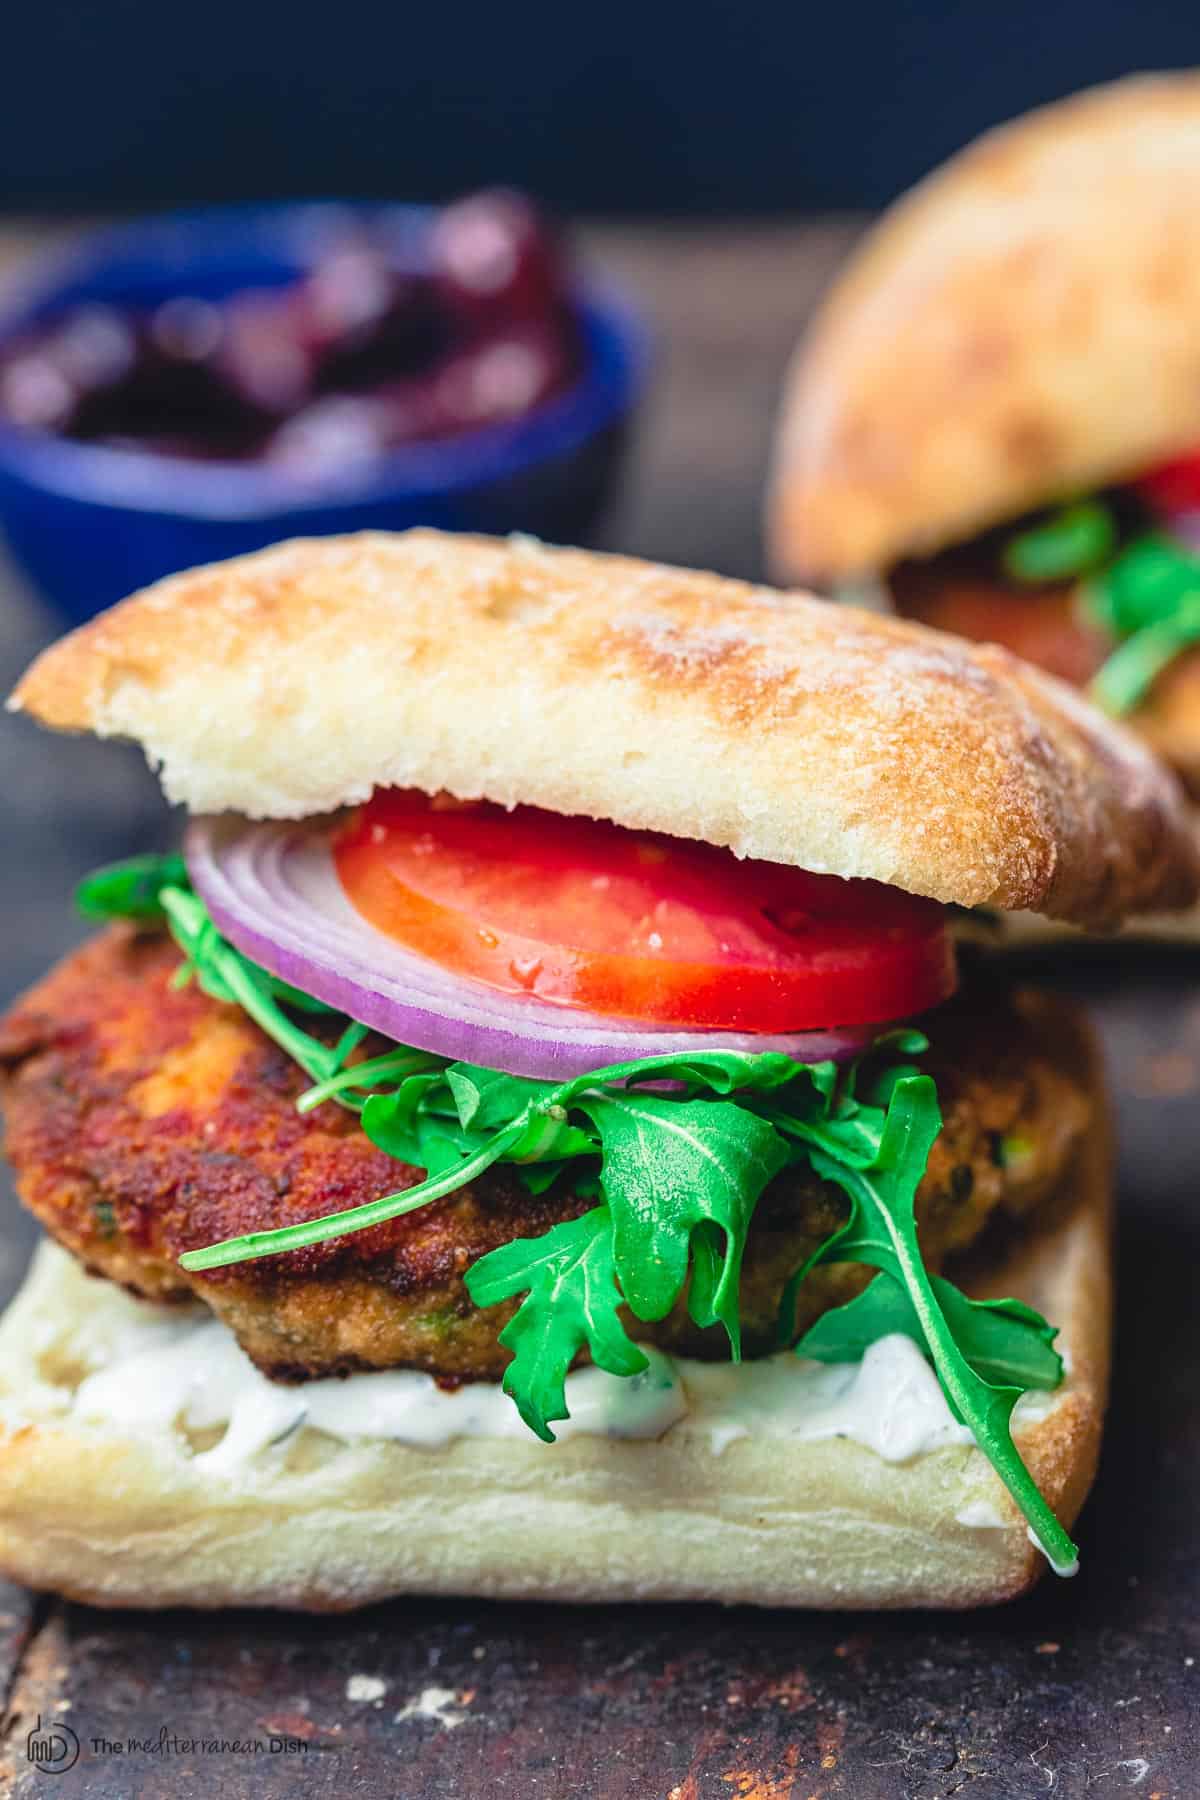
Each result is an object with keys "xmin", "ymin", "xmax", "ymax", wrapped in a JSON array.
[
  {"xmin": 798, "ymin": 1269, "xmax": 1063, "ymax": 1392},
  {"xmin": 784, "ymin": 1077, "xmax": 1074, "ymax": 1567},
  {"xmin": 574, "ymin": 1090, "xmax": 790, "ymax": 1350},
  {"xmin": 76, "ymin": 854, "xmax": 1077, "ymax": 1568},
  {"xmin": 1089, "ymin": 592, "xmax": 1200, "ymax": 715},
  {"xmin": 465, "ymin": 1208, "xmax": 649, "ymax": 1439},
  {"xmin": 1003, "ymin": 502, "xmax": 1200, "ymax": 715},
  {"xmin": 1001, "ymin": 498, "xmax": 1115, "ymax": 584},
  {"xmin": 77, "ymin": 852, "xmax": 190, "ymax": 922}
]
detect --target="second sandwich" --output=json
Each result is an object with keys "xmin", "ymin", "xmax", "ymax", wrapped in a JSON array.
[{"xmin": 769, "ymin": 72, "xmax": 1200, "ymax": 794}]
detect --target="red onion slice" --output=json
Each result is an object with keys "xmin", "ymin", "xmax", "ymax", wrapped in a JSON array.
[{"xmin": 185, "ymin": 817, "xmax": 879, "ymax": 1081}]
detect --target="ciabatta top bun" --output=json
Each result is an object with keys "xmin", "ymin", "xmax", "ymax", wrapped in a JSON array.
[
  {"xmin": 768, "ymin": 72, "xmax": 1200, "ymax": 582},
  {"xmin": 10, "ymin": 529, "xmax": 1198, "ymax": 926}
]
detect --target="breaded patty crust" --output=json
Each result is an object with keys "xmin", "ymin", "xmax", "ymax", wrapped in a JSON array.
[{"xmin": 0, "ymin": 928, "xmax": 1091, "ymax": 1382}]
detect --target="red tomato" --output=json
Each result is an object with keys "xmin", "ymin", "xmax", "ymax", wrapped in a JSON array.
[
  {"xmin": 1136, "ymin": 448, "xmax": 1200, "ymax": 516},
  {"xmin": 335, "ymin": 792, "xmax": 956, "ymax": 1032}
]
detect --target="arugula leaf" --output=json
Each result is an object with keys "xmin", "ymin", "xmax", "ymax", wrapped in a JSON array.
[
  {"xmin": 687, "ymin": 1221, "xmax": 735, "ymax": 1336},
  {"xmin": 577, "ymin": 1090, "xmax": 789, "ymax": 1352},
  {"xmin": 510, "ymin": 1111, "xmax": 598, "ymax": 1165},
  {"xmin": 1084, "ymin": 533, "xmax": 1200, "ymax": 638},
  {"xmin": 443, "ymin": 1065, "xmax": 596, "ymax": 1163},
  {"xmin": 792, "ymin": 1074, "xmax": 1078, "ymax": 1574},
  {"xmin": 864, "ymin": 1025, "xmax": 931, "ymax": 1059},
  {"xmin": 1090, "ymin": 598, "xmax": 1200, "ymax": 715},
  {"xmin": 362, "ymin": 1073, "xmax": 472, "ymax": 1169},
  {"xmin": 749, "ymin": 1048, "xmax": 923, "ymax": 1174},
  {"xmin": 296, "ymin": 1047, "xmax": 444, "ymax": 1114},
  {"xmin": 559, "ymin": 1047, "xmax": 803, "ymax": 1100},
  {"xmin": 1002, "ymin": 500, "xmax": 1116, "ymax": 584},
  {"xmin": 797, "ymin": 1267, "xmax": 1063, "ymax": 1392},
  {"xmin": 76, "ymin": 852, "xmax": 190, "ymax": 922},
  {"xmin": 362, "ymin": 1064, "xmax": 595, "ymax": 1171},
  {"xmin": 515, "ymin": 1159, "xmax": 578, "ymax": 1197},
  {"xmin": 464, "ymin": 1207, "xmax": 648, "ymax": 1440},
  {"xmin": 999, "ymin": 507, "xmax": 1200, "ymax": 717},
  {"xmin": 445, "ymin": 1064, "xmax": 551, "ymax": 1130},
  {"xmin": 1078, "ymin": 534, "xmax": 1200, "ymax": 713}
]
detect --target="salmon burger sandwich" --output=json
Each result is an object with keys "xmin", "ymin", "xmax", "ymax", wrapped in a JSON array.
[
  {"xmin": 769, "ymin": 72, "xmax": 1200, "ymax": 795},
  {"xmin": 0, "ymin": 529, "xmax": 1195, "ymax": 1610}
]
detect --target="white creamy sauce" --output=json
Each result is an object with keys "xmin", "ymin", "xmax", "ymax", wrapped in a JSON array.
[
  {"xmin": 683, "ymin": 1336, "xmax": 977, "ymax": 1461},
  {"xmin": 72, "ymin": 1322, "xmax": 687, "ymax": 1470},
  {"xmin": 64, "ymin": 1303, "xmax": 1059, "ymax": 1481}
]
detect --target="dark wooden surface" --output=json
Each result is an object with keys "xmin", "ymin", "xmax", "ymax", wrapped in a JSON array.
[{"xmin": 1, "ymin": 222, "xmax": 1199, "ymax": 1798}]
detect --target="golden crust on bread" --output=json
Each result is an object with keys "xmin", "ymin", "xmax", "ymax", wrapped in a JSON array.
[
  {"xmin": 768, "ymin": 72, "xmax": 1200, "ymax": 580},
  {"xmin": 9, "ymin": 530, "xmax": 1198, "ymax": 926},
  {"xmin": 0, "ymin": 1001, "xmax": 1109, "ymax": 1610}
]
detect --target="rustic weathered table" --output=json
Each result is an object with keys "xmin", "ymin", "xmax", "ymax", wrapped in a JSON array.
[{"xmin": 0, "ymin": 222, "xmax": 1197, "ymax": 1799}]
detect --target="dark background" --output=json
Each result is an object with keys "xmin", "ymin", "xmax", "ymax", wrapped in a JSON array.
[{"xmin": 5, "ymin": 1, "xmax": 1200, "ymax": 216}]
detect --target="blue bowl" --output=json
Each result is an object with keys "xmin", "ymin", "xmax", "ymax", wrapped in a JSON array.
[{"xmin": 0, "ymin": 204, "xmax": 649, "ymax": 623}]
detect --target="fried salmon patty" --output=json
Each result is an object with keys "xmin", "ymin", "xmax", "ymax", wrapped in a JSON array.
[{"xmin": 0, "ymin": 928, "xmax": 1092, "ymax": 1382}]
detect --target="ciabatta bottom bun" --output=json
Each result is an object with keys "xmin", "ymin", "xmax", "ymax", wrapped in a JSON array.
[{"xmin": 0, "ymin": 1005, "xmax": 1109, "ymax": 1612}]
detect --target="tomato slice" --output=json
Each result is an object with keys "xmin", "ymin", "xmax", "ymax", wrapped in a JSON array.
[
  {"xmin": 1136, "ymin": 448, "xmax": 1200, "ymax": 517},
  {"xmin": 334, "ymin": 792, "xmax": 956, "ymax": 1033}
]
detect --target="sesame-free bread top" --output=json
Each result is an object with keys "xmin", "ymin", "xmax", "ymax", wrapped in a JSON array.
[
  {"xmin": 10, "ymin": 529, "xmax": 1198, "ymax": 926},
  {"xmin": 769, "ymin": 72, "xmax": 1200, "ymax": 581}
]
